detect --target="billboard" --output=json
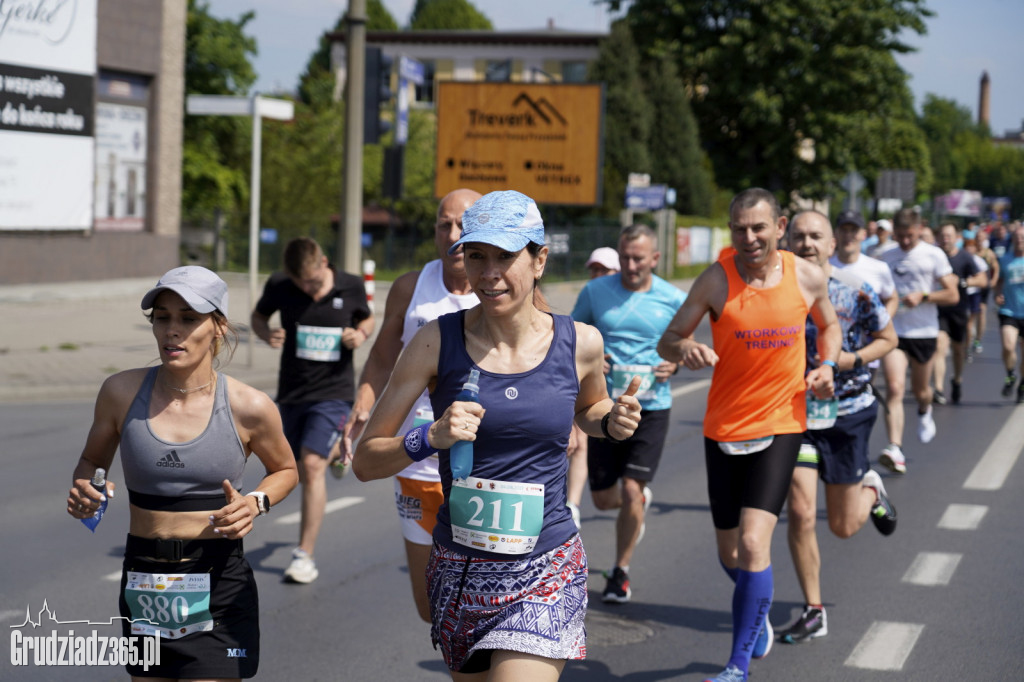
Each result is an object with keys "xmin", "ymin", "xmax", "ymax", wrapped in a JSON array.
[
  {"xmin": 0, "ymin": 0, "xmax": 97, "ymax": 230},
  {"xmin": 435, "ymin": 82, "xmax": 603, "ymax": 205}
]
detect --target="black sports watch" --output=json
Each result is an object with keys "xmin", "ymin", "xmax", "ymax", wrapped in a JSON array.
[
  {"xmin": 853, "ymin": 352, "xmax": 864, "ymax": 370},
  {"xmin": 247, "ymin": 491, "xmax": 270, "ymax": 516}
]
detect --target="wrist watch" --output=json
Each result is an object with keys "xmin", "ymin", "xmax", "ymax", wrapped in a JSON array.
[
  {"xmin": 853, "ymin": 352, "xmax": 863, "ymax": 370},
  {"xmin": 247, "ymin": 491, "xmax": 270, "ymax": 516}
]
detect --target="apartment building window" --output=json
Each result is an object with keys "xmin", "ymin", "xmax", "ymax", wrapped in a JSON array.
[
  {"xmin": 485, "ymin": 59, "xmax": 512, "ymax": 82},
  {"xmin": 562, "ymin": 61, "xmax": 588, "ymax": 83},
  {"xmin": 414, "ymin": 60, "xmax": 436, "ymax": 103}
]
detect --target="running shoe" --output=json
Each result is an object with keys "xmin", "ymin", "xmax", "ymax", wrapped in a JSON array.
[
  {"xmin": 567, "ymin": 501, "xmax": 582, "ymax": 530},
  {"xmin": 779, "ymin": 606, "xmax": 828, "ymax": 644},
  {"xmin": 602, "ymin": 566, "xmax": 632, "ymax": 603},
  {"xmin": 636, "ymin": 485, "xmax": 653, "ymax": 545},
  {"xmin": 951, "ymin": 380, "xmax": 962, "ymax": 405},
  {"xmin": 917, "ymin": 406, "xmax": 936, "ymax": 443},
  {"xmin": 703, "ymin": 665, "xmax": 747, "ymax": 682},
  {"xmin": 972, "ymin": 340, "xmax": 983, "ymax": 355},
  {"xmin": 1002, "ymin": 373, "xmax": 1017, "ymax": 398},
  {"xmin": 932, "ymin": 389, "xmax": 947, "ymax": 405},
  {"xmin": 863, "ymin": 469, "xmax": 897, "ymax": 536},
  {"xmin": 879, "ymin": 444, "xmax": 906, "ymax": 475},
  {"xmin": 752, "ymin": 619, "xmax": 773, "ymax": 659},
  {"xmin": 283, "ymin": 548, "xmax": 319, "ymax": 584}
]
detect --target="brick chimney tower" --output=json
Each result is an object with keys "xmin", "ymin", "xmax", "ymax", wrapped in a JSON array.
[{"xmin": 979, "ymin": 71, "xmax": 991, "ymax": 128}]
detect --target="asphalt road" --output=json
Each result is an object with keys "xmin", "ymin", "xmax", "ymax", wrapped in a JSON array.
[{"xmin": 2, "ymin": 323, "xmax": 1022, "ymax": 681}]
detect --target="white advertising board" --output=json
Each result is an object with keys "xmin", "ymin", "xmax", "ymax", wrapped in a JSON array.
[{"xmin": 0, "ymin": 0, "xmax": 97, "ymax": 230}]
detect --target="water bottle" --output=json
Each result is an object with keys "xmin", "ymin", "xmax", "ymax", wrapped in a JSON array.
[
  {"xmin": 327, "ymin": 430, "xmax": 349, "ymax": 479},
  {"xmin": 81, "ymin": 468, "xmax": 108, "ymax": 532},
  {"xmin": 449, "ymin": 369, "xmax": 480, "ymax": 480}
]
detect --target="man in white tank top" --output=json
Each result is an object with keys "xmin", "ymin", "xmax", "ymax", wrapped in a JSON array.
[{"xmin": 343, "ymin": 189, "xmax": 481, "ymax": 622}]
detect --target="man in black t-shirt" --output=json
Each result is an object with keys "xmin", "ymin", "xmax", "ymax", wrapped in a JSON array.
[
  {"xmin": 252, "ymin": 238, "xmax": 374, "ymax": 583},
  {"xmin": 932, "ymin": 223, "xmax": 985, "ymax": 405}
]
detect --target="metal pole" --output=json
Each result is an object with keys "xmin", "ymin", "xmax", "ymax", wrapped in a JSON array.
[
  {"xmin": 248, "ymin": 95, "xmax": 262, "ymax": 367},
  {"xmin": 339, "ymin": 0, "xmax": 367, "ymax": 274}
]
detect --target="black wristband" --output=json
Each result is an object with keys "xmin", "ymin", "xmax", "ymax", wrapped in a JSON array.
[
  {"xmin": 853, "ymin": 352, "xmax": 863, "ymax": 370},
  {"xmin": 601, "ymin": 412, "xmax": 625, "ymax": 443}
]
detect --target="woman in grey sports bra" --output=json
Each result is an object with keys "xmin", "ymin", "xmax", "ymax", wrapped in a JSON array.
[{"xmin": 66, "ymin": 266, "xmax": 297, "ymax": 681}]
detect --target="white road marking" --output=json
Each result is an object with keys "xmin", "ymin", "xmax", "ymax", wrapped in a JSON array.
[
  {"xmin": 845, "ymin": 621, "xmax": 924, "ymax": 670},
  {"xmin": 937, "ymin": 503, "xmax": 988, "ymax": 530},
  {"xmin": 0, "ymin": 609, "xmax": 25, "ymax": 622},
  {"xmin": 671, "ymin": 378, "xmax": 711, "ymax": 398},
  {"xmin": 963, "ymin": 403, "xmax": 1024, "ymax": 490},
  {"xmin": 274, "ymin": 495, "xmax": 365, "ymax": 525},
  {"xmin": 902, "ymin": 552, "xmax": 962, "ymax": 586},
  {"xmin": 104, "ymin": 570, "xmax": 123, "ymax": 582}
]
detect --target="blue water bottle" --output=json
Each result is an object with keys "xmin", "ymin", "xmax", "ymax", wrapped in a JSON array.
[
  {"xmin": 449, "ymin": 369, "xmax": 480, "ymax": 480},
  {"xmin": 81, "ymin": 468, "xmax": 108, "ymax": 533}
]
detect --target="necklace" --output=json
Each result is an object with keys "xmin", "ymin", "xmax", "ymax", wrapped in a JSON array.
[{"xmin": 161, "ymin": 373, "xmax": 215, "ymax": 395}]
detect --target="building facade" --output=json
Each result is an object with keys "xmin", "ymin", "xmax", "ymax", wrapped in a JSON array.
[{"xmin": 0, "ymin": 0, "xmax": 186, "ymax": 285}]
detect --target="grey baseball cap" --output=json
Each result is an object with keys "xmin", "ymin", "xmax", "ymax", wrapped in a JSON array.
[{"xmin": 140, "ymin": 266, "xmax": 229, "ymax": 315}]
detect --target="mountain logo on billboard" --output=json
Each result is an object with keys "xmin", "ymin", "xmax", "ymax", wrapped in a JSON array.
[
  {"xmin": 468, "ymin": 93, "xmax": 567, "ymax": 128},
  {"xmin": 0, "ymin": 0, "xmax": 78, "ymax": 45}
]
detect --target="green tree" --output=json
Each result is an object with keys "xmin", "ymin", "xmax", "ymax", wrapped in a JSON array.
[
  {"xmin": 642, "ymin": 56, "xmax": 714, "ymax": 216},
  {"xmin": 919, "ymin": 94, "xmax": 983, "ymax": 194},
  {"xmin": 298, "ymin": 0, "xmax": 399, "ymax": 107},
  {"xmin": 589, "ymin": 19, "xmax": 652, "ymax": 217},
  {"xmin": 182, "ymin": 0, "xmax": 258, "ymax": 215},
  {"xmin": 410, "ymin": 0, "xmax": 493, "ymax": 30},
  {"xmin": 607, "ymin": 0, "xmax": 932, "ymax": 197}
]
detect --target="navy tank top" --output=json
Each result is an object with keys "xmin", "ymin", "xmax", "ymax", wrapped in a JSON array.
[
  {"xmin": 120, "ymin": 367, "xmax": 247, "ymax": 511},
  {"xmin": 432, "ymin": 310, "xmax": 580, "ymax": 559}
]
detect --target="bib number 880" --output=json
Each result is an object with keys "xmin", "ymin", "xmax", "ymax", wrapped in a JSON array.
[{"xmin": 136, "ymin": 594, "xmax": 189, "ymax": 624}]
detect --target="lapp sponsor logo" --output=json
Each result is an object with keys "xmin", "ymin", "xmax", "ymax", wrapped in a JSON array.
[{"xmin": 156, "ymin": 450, "xmax": 184, "ymax": 468}]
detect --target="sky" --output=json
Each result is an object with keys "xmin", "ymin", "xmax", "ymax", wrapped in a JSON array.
[{"xmin": 207, "ymin": 0, "xmax": 1024, "ymax": 136}]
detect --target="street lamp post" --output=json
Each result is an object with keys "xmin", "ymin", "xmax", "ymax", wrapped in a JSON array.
[{"xmin": 185, "ymin": 94, "xmax": 294, "ymax": 366}]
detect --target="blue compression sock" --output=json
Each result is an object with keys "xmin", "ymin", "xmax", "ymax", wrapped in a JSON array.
[
  {"xmin": 727, "ymin": 565, "xmax": 773, "ymax": 674},
  {"xmin": 719, "ymin": 559, "xmax": 739, "ymax": 583}
]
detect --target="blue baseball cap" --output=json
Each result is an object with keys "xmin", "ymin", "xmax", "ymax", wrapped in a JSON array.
[{"xmin": 447, "ymin": 190, "xmax": 546, "ymax": 255}]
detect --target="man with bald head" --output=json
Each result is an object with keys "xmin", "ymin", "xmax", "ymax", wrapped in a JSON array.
[
  {"xmin": 779, "ymin": 211, "xmax": 898, "ymax": 644},
  {"xmin": 344, "ymin": 188, "xmax": 481, "ymax": 621}
]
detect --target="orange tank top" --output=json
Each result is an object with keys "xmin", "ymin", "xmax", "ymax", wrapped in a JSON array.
[{"xmin": 704, "ymin": 250, "xmax": 809, "ymax": 441}]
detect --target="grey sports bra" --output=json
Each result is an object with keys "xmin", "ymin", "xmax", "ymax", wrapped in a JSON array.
[{"xmin": 120, "ymin": 367, "xmax": 247, "ymax": 511}]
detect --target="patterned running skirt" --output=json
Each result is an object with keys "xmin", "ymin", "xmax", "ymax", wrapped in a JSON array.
[{"xmin": 427, "ymin": 534, "xmax": 588, "ymax": 672}]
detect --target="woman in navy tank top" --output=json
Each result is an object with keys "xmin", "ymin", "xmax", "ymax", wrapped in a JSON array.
[
  {"xmin": 66, "ymin": 266, "xmax": 297, "ymax": 680},
  {"xmin": 354, "ymin": 191, "xmax": 643, "ymax": 680}
]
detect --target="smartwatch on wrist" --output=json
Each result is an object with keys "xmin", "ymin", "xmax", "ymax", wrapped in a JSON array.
[{"xmin": 247, "ymin": 491, "xmax": 270, "ymax": 516}]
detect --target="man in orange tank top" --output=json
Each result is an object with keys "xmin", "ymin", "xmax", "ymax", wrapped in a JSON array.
[{"xmin": 657, "ymin": 189, "xmax": 841, "ymax": 682}]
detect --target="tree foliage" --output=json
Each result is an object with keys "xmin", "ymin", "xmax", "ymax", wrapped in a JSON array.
[
  {"xmin": 642, "ymin": 55, "xmax": 714, "ymax": 216},
  {"xmin": 589, "ymin": 20, "xmax": 652, "ymax": 217},
  {"xmin": 410, "ymin": 0, "xmax": 493, "ymax": 30},
  {"xmin": 182, "ymin": 0, "xmax": 258, "ymax": 215},
  {"xmin": 918, "ymin": 94, "xmax": 983, "ymax": 194},
  {"xmin": 298, "ymin": 0, "xmax": 398, "ymax": 107},
  {"xmin": 607, "ymin": 0, "xmax": 933, "ymax": 200}
]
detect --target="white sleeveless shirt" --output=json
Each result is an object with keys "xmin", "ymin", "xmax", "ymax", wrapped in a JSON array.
[{"xmin": 397, "ymin": 259, "xmax": 478, "ymax": 480}]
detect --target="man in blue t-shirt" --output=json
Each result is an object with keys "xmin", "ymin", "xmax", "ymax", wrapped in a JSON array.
[
  {"xmin": 996, "ymin": 225, "xmax": 1024, "ymax": 402},
  {"xmin": 571, "ymin": 224, "xmax": 686, "ymax": 603}
]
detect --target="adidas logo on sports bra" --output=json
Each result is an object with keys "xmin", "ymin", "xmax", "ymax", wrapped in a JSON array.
[{"xmin": 156, "ymin": 450, "xmax": 185, "ymax": 468}]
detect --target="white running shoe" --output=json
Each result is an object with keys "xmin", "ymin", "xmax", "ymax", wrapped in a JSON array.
[
  {"xmin": 879, "ymin": 444, "xmax": 906, "ymax": 474},
  {"xmin": 283, "ymin": 548, "xmax": 319, "ymax": 584},
  {"xmin": 917, "ymin": 406, "xmax": 936, "ymax": 443}
]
